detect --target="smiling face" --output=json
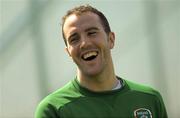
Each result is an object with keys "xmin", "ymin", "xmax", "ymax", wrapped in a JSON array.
[{"xmin": 63, "ymin": 12, "xmax": 115, "ymax": 78}]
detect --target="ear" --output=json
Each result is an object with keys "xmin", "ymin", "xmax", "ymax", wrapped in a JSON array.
[
  {"xmin": 108, "ymin": 32, "xmax": 115, "ymax": 49},
  {"xmin": 65, "ymin": 47, "xmax": 71, "ymax": 57}
]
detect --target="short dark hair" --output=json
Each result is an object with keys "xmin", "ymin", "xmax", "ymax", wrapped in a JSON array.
[{"xmin": 61, "ymin": 4, "xmax": 111, "ymax": 46}]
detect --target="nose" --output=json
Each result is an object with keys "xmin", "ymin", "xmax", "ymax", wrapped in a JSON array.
[{"xmin": 80, "ymin": 36, "xmax": 92, "ymax": 49}]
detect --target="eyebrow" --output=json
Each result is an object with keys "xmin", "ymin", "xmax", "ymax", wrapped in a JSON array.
[{"xmin": 85, "ymin": 27, "xmax": 99, "ymax": 32}]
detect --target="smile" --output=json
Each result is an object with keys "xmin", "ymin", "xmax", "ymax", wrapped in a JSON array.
[{"xmin": 82, "ymin": 51, "xmax": 98, "ymax": 61}]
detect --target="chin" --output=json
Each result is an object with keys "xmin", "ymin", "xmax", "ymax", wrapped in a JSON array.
[{"xmin": 83, "ymin": 69, "xmax": 103, "ymax": 77}]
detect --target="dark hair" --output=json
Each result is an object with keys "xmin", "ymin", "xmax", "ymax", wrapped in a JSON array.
[{"xmin": 61, "ymin": 4, "xmax": 111, "ymax": 46}]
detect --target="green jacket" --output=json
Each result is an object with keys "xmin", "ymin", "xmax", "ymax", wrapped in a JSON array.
[{"xmin": 35, "ymin": 77, "xmax": 168, "ymax": 118}]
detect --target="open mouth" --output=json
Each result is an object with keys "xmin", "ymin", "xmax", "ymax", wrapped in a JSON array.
[{"xmin": 82, "ymin": 51, "xmax": 98, "ymax": 61}]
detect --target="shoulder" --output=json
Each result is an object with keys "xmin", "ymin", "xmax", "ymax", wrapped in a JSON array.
[
  {"xmin": 122, "ymin": 79, "xmax": 168, "ymax": 117},
  {"xmin": 38, "ymin": 80, "xmax": 80, "ymax": 108},
  {"xmin": 35, "ymin": 80, "xmax": 82, "ymax": 118},
  {"xmin": 124, "ymin": 79, "xmax": 161, "ymax": 98}
]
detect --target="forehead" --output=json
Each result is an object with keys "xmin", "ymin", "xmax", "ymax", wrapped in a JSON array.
[
  {"xmin": 63, "ymin": 12, "xmax": 103, "ymax": 36},
  {"xmin": 64, "ymin": 12, "xmax": 102, "ymax": 26}
]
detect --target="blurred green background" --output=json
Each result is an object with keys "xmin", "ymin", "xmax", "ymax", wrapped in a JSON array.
[{"xmin": 0, "ymin": 0, "xmax": 179, "ymax": 117}]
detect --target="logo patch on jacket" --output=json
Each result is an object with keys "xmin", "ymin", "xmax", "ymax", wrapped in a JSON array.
[{"xmin": 134, "ymin": 108, "xmax": 152, "ymax": 118}]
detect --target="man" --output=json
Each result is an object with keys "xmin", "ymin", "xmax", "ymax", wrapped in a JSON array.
[{"xmin": 35, "ymin": 5, "xmax": 168, "ymax": 118}]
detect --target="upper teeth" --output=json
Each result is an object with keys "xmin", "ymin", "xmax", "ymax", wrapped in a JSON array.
[{"xmin": 83, "ymin": 51, "xmax": 97, "ymax": 59}]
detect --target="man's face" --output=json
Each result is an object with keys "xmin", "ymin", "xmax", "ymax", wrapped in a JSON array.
[{"xmin": 63, "ymin": 12, "xmax": 115, "ymax": 77}]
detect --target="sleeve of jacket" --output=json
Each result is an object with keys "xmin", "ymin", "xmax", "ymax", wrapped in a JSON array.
[
  {"xmin": 35, "ymin": 100, "xmax": 60, "ymax": 118},
  {"xmin": 156, "ymin": 91, "xmax": 168, "ymax": 118}
]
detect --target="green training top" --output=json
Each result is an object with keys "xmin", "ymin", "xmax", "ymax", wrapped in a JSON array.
[{"xmin": 35, "ymin": 77, "xmax": 168, "ymax": 118}]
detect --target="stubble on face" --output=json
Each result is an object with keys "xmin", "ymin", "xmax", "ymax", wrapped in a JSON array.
[{"xmin": 63, "ymin": 12, "xmax": 114, "ymax": 79}]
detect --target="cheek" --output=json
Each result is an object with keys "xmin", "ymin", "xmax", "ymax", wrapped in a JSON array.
[
  {"xmin": 99, "ymin": 38, "xmax": 109, "ymax": 48},
  {"xmin": 68, "ymin": 47, "xmax": 77, "ymax": 57}
]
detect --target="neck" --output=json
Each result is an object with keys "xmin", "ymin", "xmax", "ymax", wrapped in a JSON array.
[{"xmin": 77, "ymin": 59, "xmax": 118, "ymax": 92}]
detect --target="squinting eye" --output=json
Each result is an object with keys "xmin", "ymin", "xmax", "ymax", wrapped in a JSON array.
[
  {"xmin": 69, "ymin": 37, "xmax": 79, "ymax": 44},
  {"xmin": 88, "ymin": 32, "xmax": 96, "ymax": 36}
]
